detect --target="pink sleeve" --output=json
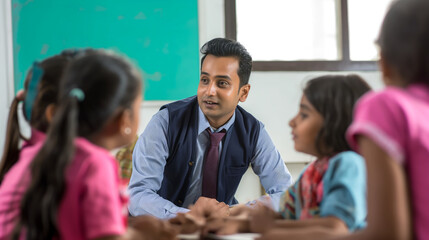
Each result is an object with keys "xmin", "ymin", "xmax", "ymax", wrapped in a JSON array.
[
  {"xmin": 81, "ymin": 157, "xmax": 126, "ymax": 239},
  {"xmin": 347, "ymin": 91, "xmax": 407, "ymax": 164}
]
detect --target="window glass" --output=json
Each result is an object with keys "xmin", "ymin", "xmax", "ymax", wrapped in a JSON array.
[
  {"xmin": 236, "ymin": 0, "xmax": 339, "ymax": 61},
  {"xmin": 348, "ymin": 0, "xmax": 393, "ymax": 60}
]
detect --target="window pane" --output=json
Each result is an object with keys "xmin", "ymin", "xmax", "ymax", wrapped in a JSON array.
[
  {"xmin": 349, "ymin": 0, "xmax": 393, "ymax": 60},
  {"xmin": 236, "ymin": 0, "xmax": 339, "ymax": 61}
]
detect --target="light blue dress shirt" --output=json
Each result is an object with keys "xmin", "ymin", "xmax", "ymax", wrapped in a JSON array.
[{"xmin": 128, "ymin": 107, "xmax": 293, "ymax": 219}]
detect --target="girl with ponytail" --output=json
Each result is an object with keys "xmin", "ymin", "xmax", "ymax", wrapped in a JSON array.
[
  {"xmin": 0, "ymin": 50, "xmax": 92, "ymax": 240},
  {"xmin": 0, "ymin": 50, "xmax": 88, "ymax": 184},
  {"xmin": 1, "ymin": 50, "xmax": 176, "ymax": 240}
]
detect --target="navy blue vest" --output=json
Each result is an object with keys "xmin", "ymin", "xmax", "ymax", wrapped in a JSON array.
[{"xmin": 158, "ymin": 96, "xmax": 260, "ymax": 206}]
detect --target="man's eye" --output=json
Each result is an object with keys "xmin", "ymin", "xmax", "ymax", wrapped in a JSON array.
[{"xmin": 218, "ymin": 81, "xmax": 228, "ymax": 87}]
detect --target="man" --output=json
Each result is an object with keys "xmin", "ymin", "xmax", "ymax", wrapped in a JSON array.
[{"xmin": 128, "ymin": 38, "xmax": 292, "ymax": 219}]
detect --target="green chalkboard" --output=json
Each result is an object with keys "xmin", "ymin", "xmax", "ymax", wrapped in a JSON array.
[{"xmin": 12, "ymin": 0, "xmax": 199, "ymax": 100}]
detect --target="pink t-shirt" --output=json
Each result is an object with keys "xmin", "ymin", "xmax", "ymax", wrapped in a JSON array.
[
  {"xmin": 58, "ymin": 137, "xmax": 127, "ymax": 240},
  {"xmin": 0, "ymin": 132, "xmax": 127, "ymax": 240},
  {"xmin": 0, "ymin": 130, "xmax": 45, "ymax": 239},
  {"xmin": 347, "ymin": 83, "xmax": 429, "ymax": 240}
]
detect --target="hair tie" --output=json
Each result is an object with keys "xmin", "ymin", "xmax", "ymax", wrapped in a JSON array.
[
  {"xmin": 69, "ymin": 88, "xmax": 85, "ymax": 102},
  {"xmin": 24, "ymin": 62, "xmax": 44, "ymax": 121}
]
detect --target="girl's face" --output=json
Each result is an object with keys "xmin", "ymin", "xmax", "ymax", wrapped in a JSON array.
[{"xmin": 289, "ymin": 94, "xmax": 324, "ymax": 158}]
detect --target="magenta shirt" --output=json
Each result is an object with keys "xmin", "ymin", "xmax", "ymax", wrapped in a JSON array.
[
  {"xmin": 347, "ymin": 83, "xmax": 429, "ymax": 240},
  {"xmin": 0, "ymin": 131, "xmax": 127, "ymax": 240}
]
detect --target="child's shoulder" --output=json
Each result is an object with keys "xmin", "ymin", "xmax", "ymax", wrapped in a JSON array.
[
  {"xmin": 359, "ymin": 87, "xmax": 403, "ymax": 105},
  {"xmin": 359, "ymin": 85, "xmax": 425, "ymax": 109},
  {"xmin": 354, "ymin": 87, "xmax": 417, "ymax": 122},
  {"xmin": 356, "ymin": 85, "xmax": 429, "ymax": 125},
  {"xmin": 73, "ymin": 137, "xmax": 117, "ymax": 170},
  {"xmin": 329, "ymin": 151, "xmax": 365, "ymax": 169},
  {"xmin": 332, "ymin": 151, "xmax": 363, "ymax": 160},
  {"xmin": 325, "ymin": 151, "xmax": 366, "ymax": 182}
]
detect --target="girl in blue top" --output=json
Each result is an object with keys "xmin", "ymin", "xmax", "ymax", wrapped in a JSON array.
[{"xmin": 203, "ymin": 74, "xmax": 371, "ymax": 239}]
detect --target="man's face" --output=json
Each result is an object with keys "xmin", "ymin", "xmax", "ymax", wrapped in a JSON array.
[{"xmin": 197, "ymin": 55, "xmax": 250, "ymax": 128}]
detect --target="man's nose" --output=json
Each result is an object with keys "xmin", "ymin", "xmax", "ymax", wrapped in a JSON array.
[{"xmin": 206, "ymin": 82, "xmax": 217, "ymax": 95}]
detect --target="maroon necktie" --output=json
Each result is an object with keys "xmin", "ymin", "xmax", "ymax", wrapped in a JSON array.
[{"xmin": 202, "ymin": 128, "xmax": 226, "ymax": 198}]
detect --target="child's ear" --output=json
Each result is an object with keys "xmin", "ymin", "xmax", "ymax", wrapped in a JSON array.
[
  {"xmin": 379, "ymin": 54, "xmax": 391, "ymax": 80},
  {"xmin": 117, "ymin": 109, "xmax": 132, "ymax": 137},
  {"xmin": 379, "ymin": 53, "xmax": 401, "ymax": 86},
  {"xmin": 45, "ymin": 104, "xmax": 56, "ymax": 123}
]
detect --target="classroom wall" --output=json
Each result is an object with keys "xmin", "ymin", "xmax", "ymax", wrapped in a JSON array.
[
  {"xmin": 0, "ymin": 0, "xmax": 15, "ymax": 159},
  {"xmin": 0, "ymin": 0, "xmax": 384, "ymax": 203}
]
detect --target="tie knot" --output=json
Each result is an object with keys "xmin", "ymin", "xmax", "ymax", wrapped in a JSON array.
[{"xmin": 207, "ymin": 129, "xmax": 226, "ymax": 147}]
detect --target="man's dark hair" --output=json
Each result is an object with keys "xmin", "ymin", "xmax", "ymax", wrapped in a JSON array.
[{"xmin": 200, "ymin": 38, "xmax": 252, "ymax": 87}]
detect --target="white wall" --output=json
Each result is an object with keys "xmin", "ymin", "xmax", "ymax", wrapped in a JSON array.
[
  {"xmin": 0, "ymin": 0, "xmax": 384, "ymax": 203},
  {"xmin": 0, "ymin": 0, "xmax": 15, "ymax": 157}
]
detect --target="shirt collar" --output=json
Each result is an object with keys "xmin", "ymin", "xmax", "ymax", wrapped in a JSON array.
[
  {"xmin": 22, "ymin": 128, "xmax": 46, "ymax": 149},
  {"xmin": 198, "ymin": 106, "xmax": 235, "ymax": 135},
  {"xmin": 29, "ymin": 128, "xmax": 46, "ymax": 145}
]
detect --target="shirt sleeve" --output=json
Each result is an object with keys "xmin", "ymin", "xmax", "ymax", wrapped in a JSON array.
[
  {"xmin": 82, "ymin": 157, "xmax": 125, "ymax": 239},
  {"xmin": 250, "ymin": 122, "xmax": 293, "ymax": 211},
  {"xmin": 347, "ymin": 91, "xmax": 407, "ymax": 164},
  {"xmin": 128, "ymin": 109, "xmax": 189, "ymax": 219},
  {"xmin": 319, "ymin": 152, "xmax": 367, "ymax": 231}
]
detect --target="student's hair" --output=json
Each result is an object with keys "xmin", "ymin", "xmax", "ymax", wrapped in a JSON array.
[
  {"xmin": 12, "ymin": 50, "xmax": 142, "ymax": 240},
  {"xmin": 200, "ymin": 38, "xmax": 252, "ymax": 88},
  {"xmin": 376, "ymin": 0, "xmax": 429, "ymax": 85},
  {"xmin": 0, "ymin": 50, "xmax": 93, "ymax": 184},
  {"xmin": 304, "ymin": 74, "xmax": 371, "ymax": 157}
]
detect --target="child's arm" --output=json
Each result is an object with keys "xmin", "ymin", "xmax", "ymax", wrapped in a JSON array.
[
  {"xmin": 270, "ymin": 216, "xmax": 347, "ymax": 231},
  {"xmin": 328, "ymin": 137, "xmax": 412, "ymax": 240},
  {"xmin": 258, "ymin": 222, "xmax": 348, "ymax": 240},
  {"xmin": 90, "ymin": 228, "xmax": 145, "ymax": 240},
  {"xmin": 250, "ymin": 208, "xmax": 348, "ymax": 236},
  {"xmin": 92, "ymin": 216, "xmax": 178, "ymax": 240}
]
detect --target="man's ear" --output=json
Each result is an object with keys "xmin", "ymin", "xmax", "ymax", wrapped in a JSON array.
[
  {"xmin": 45, "ymin": 104, "xmax": 56, "ymax": 123},
  {"xmin": 238, "ymin": 84, "xmax": 250, "ymax": 102}
]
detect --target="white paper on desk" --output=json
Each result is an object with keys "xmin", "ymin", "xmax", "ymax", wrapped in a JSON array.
[
  {"xmin": 206, "ymin": 233, "xmax": 261, "ymax": 240},
  {"xmin": 177, "ymin": 233, "xmax": 261, "ymax": 240},
  {"xmin": 177, "ymin": 232, "xmax": 199, "ymax": 240}
]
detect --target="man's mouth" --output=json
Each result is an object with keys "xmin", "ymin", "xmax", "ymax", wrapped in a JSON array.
[{"xmin": 204, "ymin": 100, "xmax": 219, "ymax": 105}]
